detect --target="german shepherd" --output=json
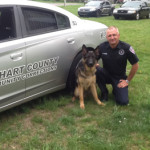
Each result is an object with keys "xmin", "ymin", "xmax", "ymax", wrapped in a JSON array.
[{"xmin": 72, "ymin": 45, "xmax": 105, "ymax": 109}]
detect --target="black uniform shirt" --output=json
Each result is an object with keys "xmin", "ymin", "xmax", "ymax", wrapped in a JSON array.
[{"xmin": 98, "ymin": 40, "xmax": 139, "ymax": 79}]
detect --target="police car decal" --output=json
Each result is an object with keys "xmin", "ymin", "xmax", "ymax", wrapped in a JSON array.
[
  {"xmin": 0, "ymin": 56, "xmax": 59, "ymax": 86},
  {"xmin": 100, "ymin": 31, "xmax": 106, "ymax": 39}
]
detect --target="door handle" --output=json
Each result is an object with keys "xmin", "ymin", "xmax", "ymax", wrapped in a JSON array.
[
  {"xmin": 67, "ymin": 38, "xmax": 75, "ymax": 44},
  {"xmin": 10, "ymin": 53, "xmax": 23, "ymax": 61}
]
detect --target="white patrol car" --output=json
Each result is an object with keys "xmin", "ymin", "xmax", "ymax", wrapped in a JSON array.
[{"xmin": 0, "ymin": 0, "xmax": 107, "ymax": 112}]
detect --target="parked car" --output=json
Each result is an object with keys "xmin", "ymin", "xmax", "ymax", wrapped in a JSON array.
[
  {"xmin": 0, "ymin": 0, "xmax": 107, "ymax": 112},
  {"xmin": 78, "ymin": 1, "xmax": 115, "ymax": 17},
  {"xmin": 123, "ymin": 0, "xmax": 150, "ymax": 6},
  {"xmin": 113, "ymin": 1, "xmax": 150, "ymax": 20}
]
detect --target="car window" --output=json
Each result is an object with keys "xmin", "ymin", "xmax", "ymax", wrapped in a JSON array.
[
  {"xmin": 105, "ymin": 2, "xmax": 110, "ymax": 5},
  {"xmin": 86, "ymin": 1, "xmax": 101, "ymax": 6},
  {"xmin": 102, "ymin": 2, "xmax": 105, "ymax": 6},
  {"xmin": 0, "ymin": 7, "xmax": 16, "ymax": 41},
  {"xmin": 141, "ymin": 2, "xmax": 146, "ymax": 7},
  {"xmin": 102, "ymin": 2, "xmax": 106, "ymax": 6},
  {"xmin": 21, "ymin": 7, "xmax": 58, "ymax": 35},
  {"xmin": 56, "ymin": 13, "xmax": 70, "ymax": 29}
]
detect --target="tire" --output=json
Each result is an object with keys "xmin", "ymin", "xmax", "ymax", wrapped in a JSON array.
[
  {"xmin": 135, "ymin": 13, "xmax": 140, "ymax": 20},
  {"xmin": 109, "ymin": 11, "xmax": 112, "ymax": 16},
  {"xmin": 109, "ymin": 10, "xmax": 113, "ymax": 16},
  {"xmin": 114, "ymin": 16, "xmax": 119, "ymax": 19},
  {"xmin": 146, "ymin": 12, "xmax": 150, "ymax": 19},
  {"xmin": 96, "ymin": 10, "xmax": 101, "ymax": 17},
  {"xmin": 66, "ymin": 52, "xmax": 82, "ymax": 93}
]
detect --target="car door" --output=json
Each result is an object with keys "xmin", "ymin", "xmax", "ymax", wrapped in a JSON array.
[
  {"xmin": 140, "ymin": 2, "xmax": 147, "ymax": 17},
  {"xmin": 18, "ymin": 6, "xmax": 81, "ymax": 97},
  {"xmin": 142, "ymin": 2, "xmax": 149, "ymax": 16},
  {"xmin": 0, "ymin": 7, "xmax": 26, "ymax": 111},
  {"xmin": 105, "ymin": 2, "xmax": 112, "ymax": 14},
  {"xmin": 101, "ymin": 2, "xmax": 109, "ymax": 14}
]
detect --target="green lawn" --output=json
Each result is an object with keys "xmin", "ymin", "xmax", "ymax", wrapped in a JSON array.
[{"xmin": 0, "ymin": 4, "xmax": 150, "ymax": 150}]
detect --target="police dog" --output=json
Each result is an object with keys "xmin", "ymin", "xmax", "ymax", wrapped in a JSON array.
[{"xmin": 72, "ymin": 45, "xmax": 104, "ymax": 109}]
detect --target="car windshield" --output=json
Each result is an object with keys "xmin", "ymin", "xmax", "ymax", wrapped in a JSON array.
[
  {"xmin": 85, "ymin": 1, "xmax": 101, "ymax": 6},
  {"xmin": 121, "ymin": 1, "xmax": 141, "ymax": 8}
]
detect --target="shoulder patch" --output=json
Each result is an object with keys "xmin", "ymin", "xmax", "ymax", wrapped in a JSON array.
[{"xmin": 129, "ymin": 46, "xmax": 135, "ymax": 54}]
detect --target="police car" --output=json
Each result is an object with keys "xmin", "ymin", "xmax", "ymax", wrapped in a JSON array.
[
  {"xmin": 113, "ymin": 1, "xmax": 150, "ymax": 20},
  {"xmin": 0, "ymin": 0, "xmax": 107, "ymax": 112}
]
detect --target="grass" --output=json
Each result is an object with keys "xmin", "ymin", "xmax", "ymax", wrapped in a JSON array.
[{"xmin": 0, "ymin": 4, "xmax": 150, "ymax": 150}]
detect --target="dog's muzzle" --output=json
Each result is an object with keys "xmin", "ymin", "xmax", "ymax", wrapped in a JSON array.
[{"xmin": 87, "ymin": 58, "xmax": 95, "ymax": 67}]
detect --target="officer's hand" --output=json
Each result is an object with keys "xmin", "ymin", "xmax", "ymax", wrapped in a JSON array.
[
  {"xmin": 117, "ymin": 79, "xmax": 128, "ymax": 88},
  {"xmin": 96, "ymin": 63, "xmax": 100, "ymax": 68}
]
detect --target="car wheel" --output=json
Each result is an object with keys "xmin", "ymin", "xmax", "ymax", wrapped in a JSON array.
[
  {"xmin": 114, "ymin": 16, "xmax": 119, "ymax": 19},
  {"xmin": 96, "ymin": 10, "xmax": 101, "ymax": 17},
  {"xmin": 146, "ymin": 12, "xmax": 150, "ymax": 19},
  {"xmin": 66, "ymin": 52, "xmax": 82, "ymax": 93},
  {"xmin": 135, "ymin": 13, "xmax": 140, "ymax": 20},
  {"xmin": 109, "ymin": 10, "xmax": 113, "ymax": 16}
]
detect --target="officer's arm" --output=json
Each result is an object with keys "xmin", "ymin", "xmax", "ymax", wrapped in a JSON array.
[
  {"xmin": 118, "ymin": 62, "xmax": 139, "ymax": 88},
  {"xmin": 127, "ymin": 62, "xmax": 139, "ymax": 82}
]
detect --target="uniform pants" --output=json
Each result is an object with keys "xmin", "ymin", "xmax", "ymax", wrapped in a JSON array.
[{"xmin": 96, "ymin": 67, "xmax": 129, "ymax": 105}]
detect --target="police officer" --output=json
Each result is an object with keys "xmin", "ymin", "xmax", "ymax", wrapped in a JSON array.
[{"xmin": 96, "ymin": 26, "xmax": 139, "ymax": 105}]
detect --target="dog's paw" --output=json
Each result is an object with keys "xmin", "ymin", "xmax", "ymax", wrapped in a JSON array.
[
  {"xmin": 97, "ymin": 101, "xmax": 105, "ymax": 106},
  {"xmin": 80, "ymin": 104, "xmax": 85, "ymax": 109},
  {"xmin": 100, "ymin": 102, "xmax": 105, "ymax": 106}
]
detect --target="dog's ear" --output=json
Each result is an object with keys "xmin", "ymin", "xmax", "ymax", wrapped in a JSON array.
[
  {"xmin": 82, "ymin": 44, "xmax": 87, "ymax": 57},
  {"xmin": 95, "ymin": 46, "xmax": 99, "ymax": 57}
]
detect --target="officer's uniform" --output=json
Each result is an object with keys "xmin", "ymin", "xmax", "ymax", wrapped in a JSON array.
[{"xmin": 96, "ymin": 40, "xmax": 139, "ymax": 105}]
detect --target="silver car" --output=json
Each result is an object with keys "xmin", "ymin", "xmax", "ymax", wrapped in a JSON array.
[{"xmin": 0, "ymin": 0, "xmax": 107, "ymax": 112}]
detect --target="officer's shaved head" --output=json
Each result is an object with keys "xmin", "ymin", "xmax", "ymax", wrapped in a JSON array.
[{"xmin": 107, "ymin": 26, "xmax": 119, "ymax": 34}]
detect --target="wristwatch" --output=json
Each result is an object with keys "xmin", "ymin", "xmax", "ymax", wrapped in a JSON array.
[{"xmin": 126, "ymin": 80, "xmax": 129, "ymax": 84}]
